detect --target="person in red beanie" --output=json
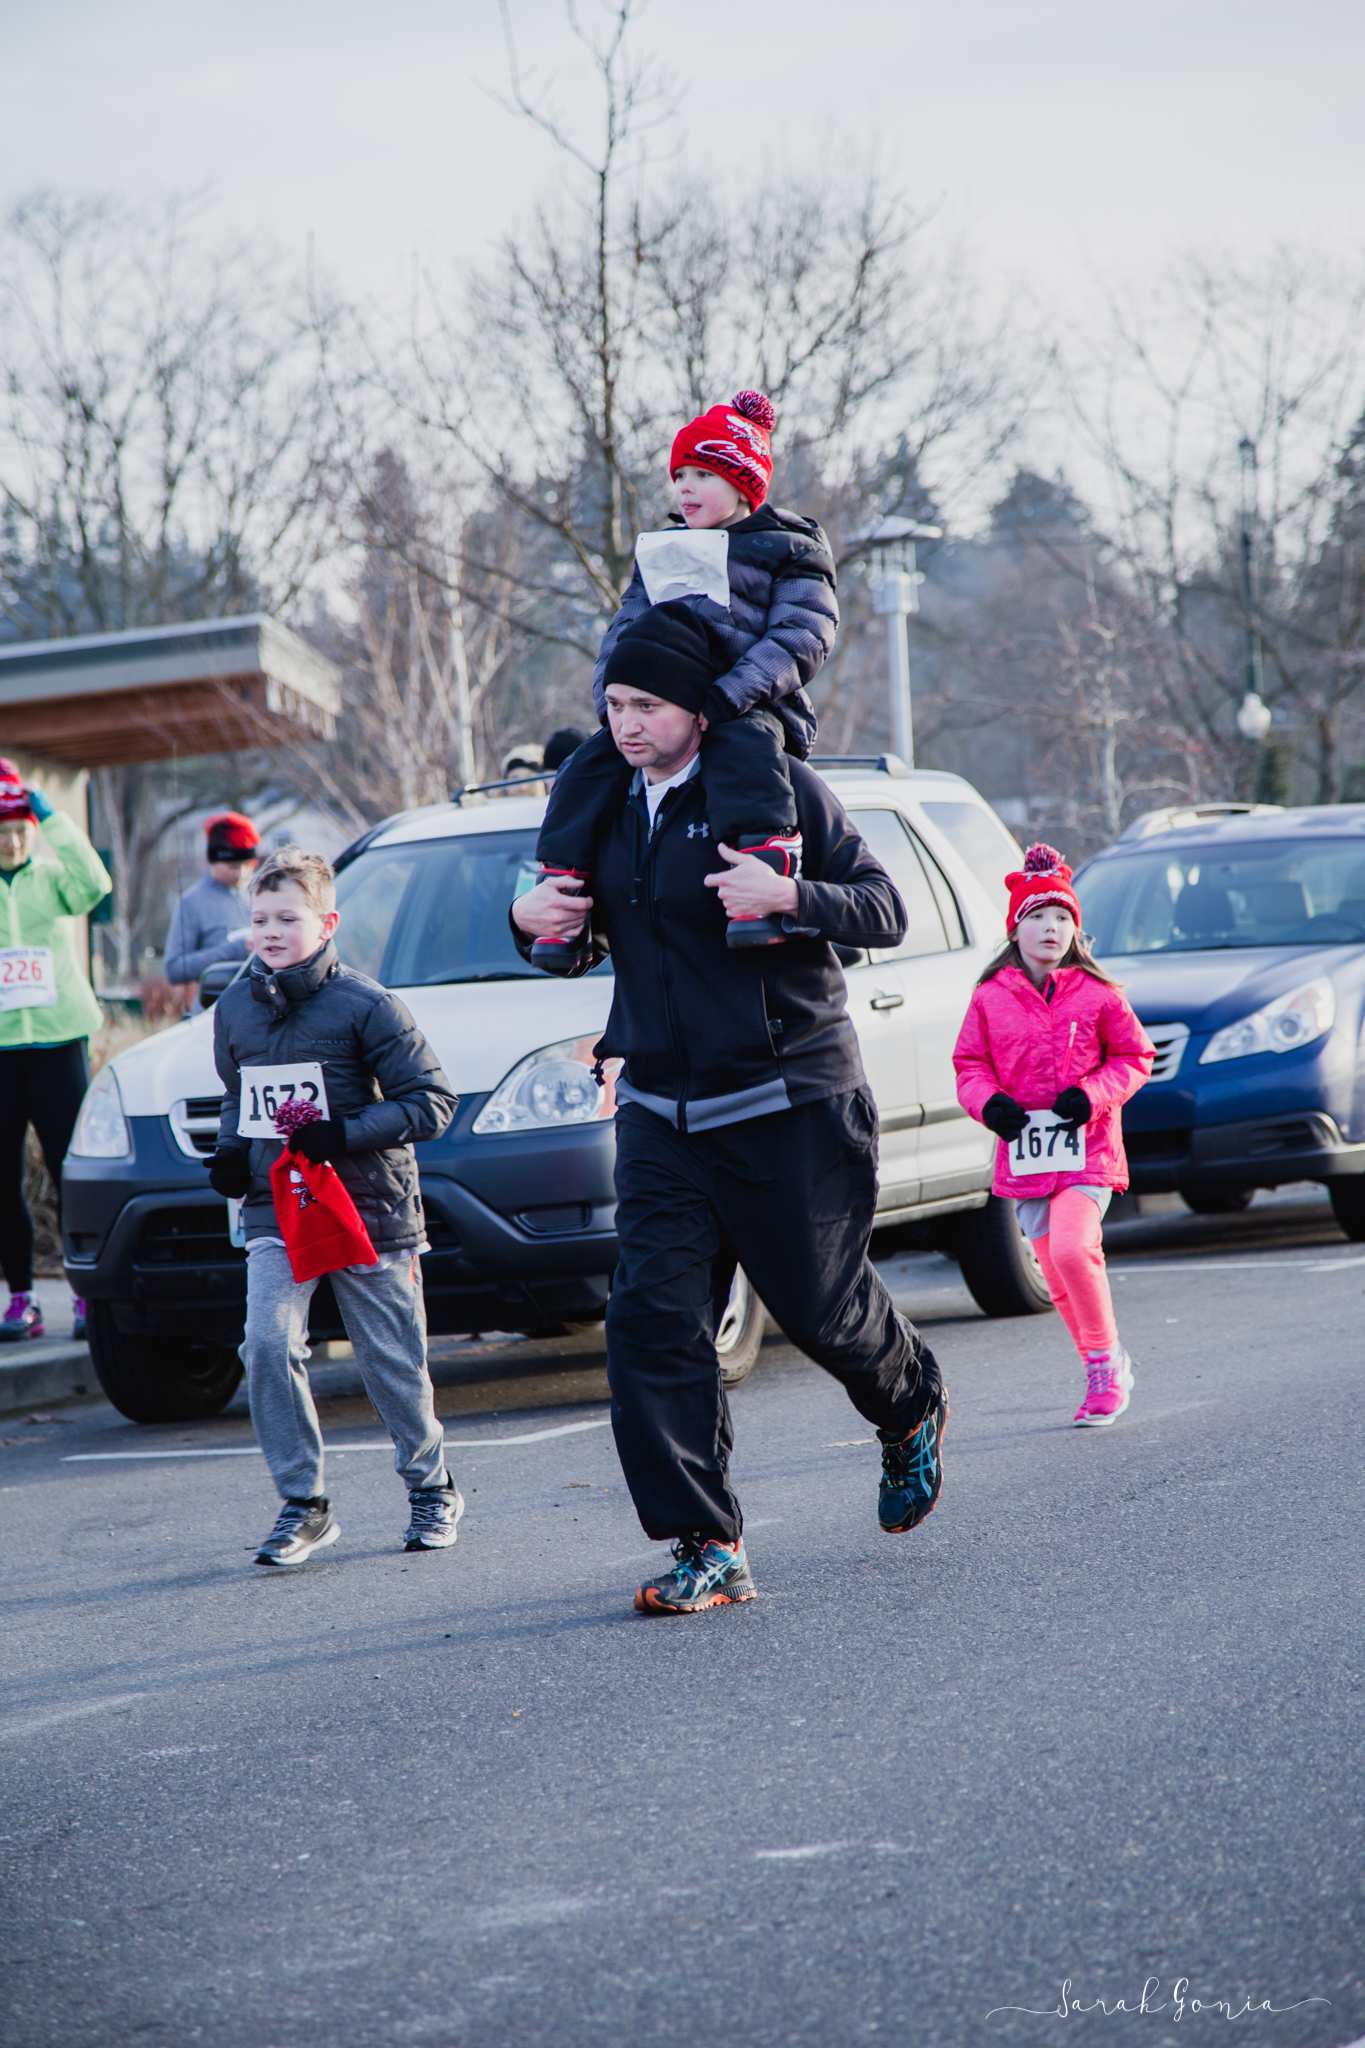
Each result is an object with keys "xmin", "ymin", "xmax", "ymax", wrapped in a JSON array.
[
  {"xmin": 531, "ymin": 389, "xmax": 839, "ymax": 966},
  {"xmin": 164, "ymin": 809, "xmax": 261, "ymax": 1006},
  {"xmin": 953, "ymin": 844, "xmax": 1154, "ymax": 1427}
]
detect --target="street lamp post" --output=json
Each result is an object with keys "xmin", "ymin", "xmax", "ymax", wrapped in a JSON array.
[
  {"xmin": 1236, "ymin": 437, "xmax": 1270, "ymax": 746},
  {"xmin": 865, "ymin": 516, "xmax": 942, "ymax": 768}
]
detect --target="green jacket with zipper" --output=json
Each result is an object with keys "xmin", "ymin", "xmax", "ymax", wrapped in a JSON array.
[{"xmin": 0, "ymin": 813, "xmax": 111, "ymax": 1049}]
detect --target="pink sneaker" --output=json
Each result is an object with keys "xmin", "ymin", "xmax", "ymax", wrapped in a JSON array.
[
  {"xmin": 1073, "ymin": 1347, "xmax": 1134, "ymax": 1427},
  {"xmin": 0, "ymin": 1291, "xmax": 45, "ymax": 1342}
]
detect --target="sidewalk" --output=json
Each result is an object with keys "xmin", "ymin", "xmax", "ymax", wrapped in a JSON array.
[{"xmin": 0, "ymin": 1278, "xmax": 96, "ymax": 1415}]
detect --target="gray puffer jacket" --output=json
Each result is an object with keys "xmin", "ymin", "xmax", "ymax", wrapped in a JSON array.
[
  {"xmin": 591, "ymin": 505, "xmax": 838, "ymax": 757},
  {"xmin": 212, "ymin": 942, "xmax": 458, "ymax": 1251}
]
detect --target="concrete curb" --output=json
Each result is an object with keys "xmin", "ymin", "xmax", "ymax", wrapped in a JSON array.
[{"xmin": 0, "ymin": 1341, "xmax": 97, "ymax": 1415}]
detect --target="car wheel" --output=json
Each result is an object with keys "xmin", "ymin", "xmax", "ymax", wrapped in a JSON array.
[
  {"xmin": 1179, "ymin": 1184, "xmax": 1254, "ymax": 1215},
  {"xmin": 87, "ymin": 1302, "xmax": 243, "ymax": 1423},
  {"xmin": 953, "ymin": 1196, "xmax": 1055, "ymax": 1317},
  {"xmin": 717, "ymin": 1266, "xmax": 766, "ymax": 1387},
  {"xmin": 1329, "ymin": 1178, "xmax": 1365, "ymax": 1242}
]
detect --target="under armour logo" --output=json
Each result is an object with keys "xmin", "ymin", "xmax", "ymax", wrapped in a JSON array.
[{"xmin": 687, "ymin": 822, "xmax": 710, "ymax": 838}]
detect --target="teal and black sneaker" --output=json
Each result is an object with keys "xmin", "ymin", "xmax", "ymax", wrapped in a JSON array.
[
  {"xmin": 635, "ymin": 1536, "xmax": 757, "ymax": 1615},
  {"xmin": 878, "ymin": 1394, "xmax": 949, "ymax": 1534}
]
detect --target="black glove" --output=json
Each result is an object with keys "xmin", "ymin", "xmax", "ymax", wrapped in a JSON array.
[
  {"xmin": 699, "ymin": 683, "xmax": 738, "ymax": 728},
  {"xmin": 288, "ymin": 1117, "xmax": 348, "ymax": 1164},
  {"xmin": 981, "ymin": 1092, "xmax": 1030, "ymax": 1140},
  {"xmin": 1052, "ymin": 1087, "xmax": 1092, "ymax": 1127},
  {"xmin": 206, "ymin": 1147, "xmax": 252, "ymax": 1198}
]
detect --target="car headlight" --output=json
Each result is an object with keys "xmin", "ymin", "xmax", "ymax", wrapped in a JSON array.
[
  {"xmin": 1199, "ymin": 976, "xmax": 1336, "ymax": 1065},
  {"xmin": 70, "ymin": 1064, "xmax": 132, "ymax": 1157},
  {"xmin": 471, "ymin": 1036, "xmax": 622, "ymax": 1135}
]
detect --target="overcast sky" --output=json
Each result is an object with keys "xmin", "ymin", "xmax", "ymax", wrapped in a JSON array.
[{"xmin": 3, "ymin": 0, "xmax": 1360, "ymax": 314}]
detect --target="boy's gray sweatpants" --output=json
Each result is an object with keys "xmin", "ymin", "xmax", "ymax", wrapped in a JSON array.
[{"xmin": 241, "ymin": 1242, "xmax": 446, "ymax": 1502}]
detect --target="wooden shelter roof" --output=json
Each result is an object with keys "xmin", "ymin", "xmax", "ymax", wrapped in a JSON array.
[{"xmin": 0, "ymin": 615, "xmax": 340, "ymax": 767}]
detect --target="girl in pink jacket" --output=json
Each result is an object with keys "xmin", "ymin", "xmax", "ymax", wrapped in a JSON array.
[{"xmin": 953, "ymin": 844, "xmax": 1154, "ymax": 1425}]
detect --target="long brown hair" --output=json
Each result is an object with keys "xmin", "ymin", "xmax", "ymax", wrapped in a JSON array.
[{"xmin": 977, "ymin": 932, "xmax": 1122, "ymax": 990}]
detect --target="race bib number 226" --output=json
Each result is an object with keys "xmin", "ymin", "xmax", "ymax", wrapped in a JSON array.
[
  {"xmin": 237, "ymin": 1063, "xmax": 329, "ymax": 1140},
  {"xmin": 1008, "ymin": 1109, "xmax": 1086, "ymax": 1176},
  {"xmin": 0, "ymin": 947, "xmax": 57, "ymax": 1010}
]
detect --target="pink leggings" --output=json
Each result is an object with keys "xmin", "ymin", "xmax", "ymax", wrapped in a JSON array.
[{"xmin": 1033, "ymin": 1187, "xmax": 1119, "ymax": 1358}]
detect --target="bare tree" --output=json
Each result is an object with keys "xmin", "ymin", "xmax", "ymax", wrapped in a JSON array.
[{"xmin": 0, "ymin": 189, "xmax": 346, "ymax": 972}]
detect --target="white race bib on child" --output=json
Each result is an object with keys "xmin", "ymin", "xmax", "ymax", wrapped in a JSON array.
[
  {"xmin": 1008, "ymin": 1109, "xmax": 1086, "ymax": 1176},
  {"xmin": 635, "ymin": 529, "xmax": 731, "ymax": 609},
  {"xmin": 237, "ymin": 1063, "xmax": 330, "ymax": 1139},
  {"xmin": 0, "ymin": 947, "xmax": 57, "ymax": 1009}
]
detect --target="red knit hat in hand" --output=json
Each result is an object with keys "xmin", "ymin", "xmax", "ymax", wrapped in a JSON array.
[
  {"xmin": 1005, "ymin": 843, "xmax": 1083, "ymax": 936},
  {"xmin": 0, "ymin": 758, "xmax": 33, "ymax": 823},
  {"xmin": 670, "ymin": 390, "xmax": 776, "ymax": 509}
]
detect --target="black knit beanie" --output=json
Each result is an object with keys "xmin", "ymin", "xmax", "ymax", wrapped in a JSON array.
[{"xmin": 602, "ymin": 600, "xmax": 724, "ymax": 715}]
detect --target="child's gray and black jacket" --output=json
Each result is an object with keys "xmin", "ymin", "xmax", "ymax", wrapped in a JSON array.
[
  {"xmin": 212, "ymin": 943, "xmax": 458, "ymax": 1250},
  {"xmin": 591, "ymin": 505, "xmax": 837, "ymax": 757}
]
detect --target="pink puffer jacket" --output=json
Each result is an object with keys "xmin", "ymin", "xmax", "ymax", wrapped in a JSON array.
[{"xmin": 953, "ymin": 964, "xmax": 1154, "ymax": 1197}]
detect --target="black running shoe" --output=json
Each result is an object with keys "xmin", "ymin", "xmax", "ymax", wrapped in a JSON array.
[
  {"xmin": 635, "ymin": 1535, "xmax": 757, "ymax": 1614},
  {"xmin": 878, "ymin": 1394, "xmax": 949, "ymax": 1534},
  {"xmin": 254, "ymin": 1497, "xmax": 339, "ymax": 1567}
]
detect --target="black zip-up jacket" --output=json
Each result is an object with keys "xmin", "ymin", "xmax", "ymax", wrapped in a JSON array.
[
  {"xmin": 212, "ymin": 942, "xmax": 458, "ymax": 1249},
  {"xmin": 513, "ymin": 758, "xmax": 907, "ymax": 1131}
]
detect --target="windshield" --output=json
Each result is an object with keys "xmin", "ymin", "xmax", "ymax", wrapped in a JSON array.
[
  {"xmin": 333, "ymin": 829, "xmax": 607, "ymax": 988},
  {"xmin": 919, "ymin": 801, "xmax": 1020, "ymax": 911},
  {"xmin": 1080, "ymin": 839, "xmax": 1365, "ymax": 954}
]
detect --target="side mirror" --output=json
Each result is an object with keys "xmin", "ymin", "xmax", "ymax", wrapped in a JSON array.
[
  {"xmin": 832, "ymin": 943, "xmax": 868, "ymax": 968},
  {"xmin": 198, "ymin": 959, "xmax": 247, "ymax": 1011}
]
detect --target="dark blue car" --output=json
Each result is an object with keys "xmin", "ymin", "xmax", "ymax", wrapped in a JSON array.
[{"xmin": 1074, "ymin": 804, "xmax": 1365, "ymax": 1236}]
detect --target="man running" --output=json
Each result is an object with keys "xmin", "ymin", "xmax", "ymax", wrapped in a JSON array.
[{"xmin": 511, "ymin": 604, "xmax": 948, "ymax": 1615}]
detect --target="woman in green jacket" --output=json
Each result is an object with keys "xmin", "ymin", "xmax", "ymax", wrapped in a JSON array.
[{"xmin": 0, "ymin": 758, "xmax": 111, "ymax": 1343}]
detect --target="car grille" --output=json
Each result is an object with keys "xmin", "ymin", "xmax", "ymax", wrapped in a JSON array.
[
  {"xmin": 170, "ymin": 1095, "xmax": 226, "ymax": 1158},
  {"xmin": 1142, "ymin": 1022, "xmax": 1190, "ymax": 1081},
  {"xmin": 1123, "ymin": 1129, "xmax": 1192, "ymax": 1160},
  {"xmin": 136, "ymin": 1207, "xmax": 238, "ymax": 1264}
]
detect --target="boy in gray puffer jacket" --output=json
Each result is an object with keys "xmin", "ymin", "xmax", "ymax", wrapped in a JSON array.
[
  {"xmin": 533, "ymin": 389, "xmax": 838, "ymax": 964},
  {"xmin": 207, "ymin": 848, "xmax": 460, "ymax": 1569}
]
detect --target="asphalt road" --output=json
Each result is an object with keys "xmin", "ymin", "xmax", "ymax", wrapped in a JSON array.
[{"xmin": 2, "ymin": 1189, "xmax": 1363, "ymax": 2048}]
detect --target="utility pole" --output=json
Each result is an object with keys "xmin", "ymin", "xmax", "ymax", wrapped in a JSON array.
[{"xmin": 1235, "ymin": 437, "xmax": 1271, "ymax": 747}]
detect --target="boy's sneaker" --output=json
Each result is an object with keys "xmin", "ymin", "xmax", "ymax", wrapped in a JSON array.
[
  {"xmin": 1073, "ymin": 1348, "xmax": 1135, "ymax": 1427},
  {"xmin": 70, "ymin": 1296, "xmax": 87, "ymax": 1342},
  {"xmin": 528, "ymin": 867, "xmax": 592, "ymax": 975},
  {"xmin": 0, "ymin": 1292, "xmax": 44, "ymax": 1342},
  {"xmin": 403, "ymin": 1476, "xmax": 465, "ymax": 1551},
  {"xmin": 254, "ymin": 1498, "xmax": 339, "ymax": 1567},
  {"xmin": 726, "ymin": 834, "xmax": 802, "ymax": 949},
  {"xmin": 878, "ymin": 1393, "xmax": 949, "ymax": 1532},
  {"xmin": 634, "ymin": 1535, "xmax": 757, "ymax": 1614}
]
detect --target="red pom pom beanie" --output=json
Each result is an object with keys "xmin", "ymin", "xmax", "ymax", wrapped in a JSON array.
[
  {"xmin": 1005, "ymin": 843, "xmax": 1083, "ymax": 936},
  {"xmin": 0, "ymin": 758, "xmax": 33, "ymax": 823},
  {"xmin": 670, "ymin": 390, "xmax": 776, "ymax": 509}
]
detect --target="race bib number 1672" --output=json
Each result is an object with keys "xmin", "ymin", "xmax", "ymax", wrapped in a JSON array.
[
  {"xmin": 1008, "ymin": 1109, "xmax": 1086, "ymax": 1176},
  {"xmin": 237, "ymin": 1063, "xmax": 329, "ymax": 1140}
]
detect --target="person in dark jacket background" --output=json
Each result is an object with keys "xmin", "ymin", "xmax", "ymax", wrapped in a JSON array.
[
  {"xmin": 513, "ymin": 607, "xmax": 948, "ymax": 1616},
  {"xmin": 164, "ymin": 810, "xmax": 260, "ymax": 1004},
  {"xmin": 532, "ymin": 388, "xmax": 838, "ymax": 963},
  {"xmin": 208, "ymin": 847, "xmax": 461, "ymax": 1568}
]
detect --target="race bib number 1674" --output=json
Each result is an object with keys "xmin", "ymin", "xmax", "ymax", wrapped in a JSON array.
[
  {"xmin": 237, "ymin": 1063, "xmax": 329, "ymax": 1140},
  {"xmin": 1008, "ymin": 1109, "xmax": 1086, "ymax": 1176}
]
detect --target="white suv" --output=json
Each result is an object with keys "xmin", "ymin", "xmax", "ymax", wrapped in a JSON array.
[{"xmin": 64, "ymin": 761, "xmax": 1045, "ymax": 1422}]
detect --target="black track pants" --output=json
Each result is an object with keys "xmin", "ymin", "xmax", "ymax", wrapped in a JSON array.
[
  {"xmin": 0, "ymin": 1039, "xmax": 90, "ymax": 1291},
  {"xmin": 606, "ymin": 1090, "xmax": 943, "ymax": 1542},
  {"xmin": 536, "ymin": 712, "xmax": 798, "ymax": 873}
]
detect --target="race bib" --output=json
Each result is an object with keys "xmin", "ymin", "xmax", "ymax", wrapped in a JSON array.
[
  {"xmin": 237, "ymin": 1063, "xmax": 330, "ymax": 1140},
  {"xmin": 0, "ymin": 946, "xmax": 57, "ymax": 1010},
  {"xmin": 1007, "ymin": 1109, "xmax": 1086, "ymax": 1176}
]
